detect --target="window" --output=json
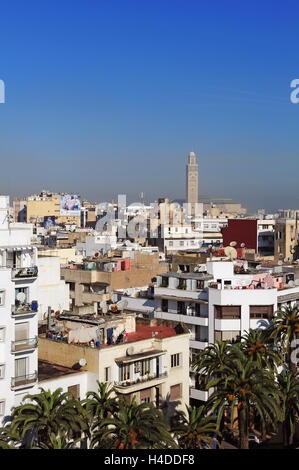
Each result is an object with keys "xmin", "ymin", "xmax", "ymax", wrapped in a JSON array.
[
  {"xmin": 68, "ymin": 384, "xmax": 80, "ymax": 400},
  {"xmin": 215, "ymin": 331, "xmax": 241, "ymax": 342},
  {"xmin": 170, "ymin": 384, "xmax": 182, "ymax": 400},
  {"xmin": 177, "ymin": 301, "xmax": 186, "ymax": 315},
  {"xmin": 179, "ymin": 241, "xmax": 184, "ymax": 246},
  {"xmin": 0, "ymin": 290, "xmax": 5, "ymax": 306},
  {"xmin": 15, "ymin": 322, "xmax": 29, "ymax": 342},
  {"xmin": 0, "ymin": 364, "xmax": 5, "ymax": 379},
  {"xmin": 168, "ymin": 241, "xmax": 173, "ymax": 247},
  {"xmin": 15, "ymin": 357, "xmax": 29, "ymax": 379},
  {"xmin": 0, "ymin": 400, "xmax": 5, "ymax": 416},
  {"xmin": 171, "ymin": 353, "xmax": 182, "ymax": 368},
  {"xmin": 215, "ymin": 306, "xmax": 241, "ymax": 319},
  {"xmin": 196, "ymin": 280, "xmax": 204, "ymax": 290},
  {"xmin": 141, "ymin": 359, "xmax": 151, "ymax": 376},
  {"xmin": 161, "ymin": 299, "xmax": 168, "ymax": 312},
  {"xmin": 119, "ymin": 364, "xmax": 131, "ymax": 381},
  {"xmin": 140, "ymin": 388, "xmax": 151, "ymax": 404},
  {"xmin": 250, "ymin": 305, "xmax": 274, "ymax": 319},
  {"xmin": 104, "ymin": 367, "xmax": 111, "ymax": 382},
  {"xmin": 15, "ymin": 287, "xmax": 29, "ymax": 306},
  {"xmin": 0, "ymin": 327, "xmax": 5, "ymax": 342}
]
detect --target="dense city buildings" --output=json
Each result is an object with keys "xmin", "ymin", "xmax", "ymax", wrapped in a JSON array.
[{"xmin": 1, "ymin": 151, "xmax": 299, "ymax": 447}]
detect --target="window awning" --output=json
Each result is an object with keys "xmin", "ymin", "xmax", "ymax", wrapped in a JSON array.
[{"xmin": 115, "ymin": 349, "xmax": 166, "ymax": 364}]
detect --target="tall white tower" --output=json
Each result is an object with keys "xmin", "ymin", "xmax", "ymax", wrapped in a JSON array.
[{"xmin": 186, "ymin": 151, "xmax": 198, "ymax": 215}]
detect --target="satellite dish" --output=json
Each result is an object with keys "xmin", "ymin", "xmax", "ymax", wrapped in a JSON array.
[
  {"xmin": 17, "ymin": 292, "xmax": 26, "ymax": 303},
  {"xmin": 277, "ymin": 260, "xmax": 283, "ymax": 265},
  {"xmin": 240, "ymin": 243, "xmax": 245, "ymax": 248},
  {"xmin": 126, "ymin": 346, "xmax": 135, "ymax": 356},
  {"xmin": 79, "ymin": 358, "xmax": 87, "ymax": 367},
  {"xmin": 284, "ymin": 258, "xmax": 288, "ymax": 262},
  {"xmin": 288, "ymin": 280, "xmax": 295, "ymax": 287},
  {"xmin": 224, "ymin": 246, "xmax": 238, "ymax": 260},
  {"xmin": 229, "ymin": 241, "xmax": 237, "ymax": 247}
]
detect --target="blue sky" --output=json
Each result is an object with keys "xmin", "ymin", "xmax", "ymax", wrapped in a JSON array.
[{"xmin": 0, "ymin": 0, "xmax": 299, "ymax": 211}]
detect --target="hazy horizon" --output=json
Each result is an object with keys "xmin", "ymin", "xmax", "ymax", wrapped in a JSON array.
[{"xmin": 1, "ymin": 0, "xmax": 299, "ymax": 213}]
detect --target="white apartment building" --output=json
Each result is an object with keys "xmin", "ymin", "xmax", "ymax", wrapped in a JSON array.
[
  {"xmin": 36, "ymin": 256, "xmax": 70, "ymax": 322},
  {"xmin": 154, "ymin": 258, "xmax": 297, "ymax": 405},
  {"xmin": 0, "ymin": 196, "xmax": 39, "ymax": 423}
]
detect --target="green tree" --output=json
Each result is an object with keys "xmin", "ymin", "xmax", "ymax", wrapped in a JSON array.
[
  {"xmin": 90, "ymin": 395, "xmax": 176, "ymax": 449},
  {"xmin": 83, "ymin": 381, "xmax": 118, "ymax": 423},
  {"xmin": 206, "ymin": 346, "xmax": 282, "ymax": 449},
  {"xmin": 192, "ymin": 340, "xmax": 233, "ymax": 388},
  {"xmin": 277, "ymin": 370, "xmax": 299, "ymax": 447},
  {"xmin": 240, "ymin": 328, "xmax": 283, "ymax": 371},
  {"xmin": 37, "ymin": 431, "xmax": 81, "ymax": 449},
  {"xmin": 0, "ymin": 426, "xmax": 21, "ymax": 449},
  {"xmin": 172, "ymin": 404, "xmax": 220, "ymax": 449},
  {"xmin": 10, "ymin": 388, "xmax": 88, "ymax": 448},
  {"xmin": 268, "ymin": 305, "xmax": 299, "ymax": 373}
]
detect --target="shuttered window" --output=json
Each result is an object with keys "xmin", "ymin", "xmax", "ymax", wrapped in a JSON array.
[
  {"xmin": 68, "ymin": 384, "xmax": 80, "ymax": 400},
  {"xmin": 15, "ymin": 357, "xmax": 28, "ymax": 378},
  {"xmin": 250, "ymin": 305, "xmax": 274, "ymax": 319},
  {"xmin": 215, "ymin": 306, "xmax": 241, "ymax": 319},
  {"xmin": 170, "ymin": 384, "xmax": 182, "ymax": 400},
  {"xmin": 15, "ymin": 323, "xmax": 29, "ymax": 341},
  {"xmin": 140, "ymin": 388, "xmax": 151, "ymax": 403}
]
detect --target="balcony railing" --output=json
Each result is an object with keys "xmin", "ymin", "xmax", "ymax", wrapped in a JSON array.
[
  {"xmin": 11, "ymin": 337, "xmax": 38, "ymax": 353},
  {"xmin": 11, "ymin": 302, "xmax": 38, "ymax": 317},
  {"xmin": 114, "ymin": 371, "xmax": 168, "ymax": 388},
  {"xmin": 11, "ymin": 266, "xmax": 38, "ymax": 279},
  {"xmin": 11, "ymin": 371, "xmax": 38, "ymax": 389}
]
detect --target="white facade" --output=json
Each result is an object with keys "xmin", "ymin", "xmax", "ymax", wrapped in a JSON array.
[
  {"xmin": 0, "ymin": 196, "xmax": 39, "ymax": 423},
  {"xmin": 154, "ymin": 259, "xmax": 294, "ymax": 405},
  {"xmin": 37, "ymin": 257, "xmax": 70, "ymax": 321}
]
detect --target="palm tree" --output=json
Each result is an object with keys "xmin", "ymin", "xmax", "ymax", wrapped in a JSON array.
[
  {"xmin": 192, "ymin": 340, "xmax": 233, "ymax": 388},
  {"xmin": 0, "ymin": 426, "xmax": 21, "ymax": 449},
  {"xmin": 240, "ymin": 328, "xmax": 283, "ymax": 371},
  {"xmin": 268, "ymin": 304, "xmax": 299, "ymax": 373},
  {"xmin": 37, "ymin": 431, "xmax": 81, "ymax": 449},
  {"xmin": 206, "ymin": 346, "xmax": 282, "ymax": 449},
  {"xmin": 277, "ymin": 370, "xmax": 299, "ymax": 447},
  {"xmin": 83, "ymin": 381, "xmax": 118, "ymax": 422},
  {"xmin": 172, "ymin": 405, "xmax": 220, "ymax": 449},
  {"xmin": 10, "ymin": 388, "xmax": 89, "ymax": 448},
  {"xmin": 90, "ymin": 395, "xmax": 176, "ymax": 449}
]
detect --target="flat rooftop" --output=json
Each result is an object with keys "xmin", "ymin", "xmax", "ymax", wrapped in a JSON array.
[{"xmin": 38, "ymin": 359, "xmax": 83, "ymax": 382}]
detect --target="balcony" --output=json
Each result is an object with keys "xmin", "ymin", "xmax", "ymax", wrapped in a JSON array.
[
  {"xmin": 114, "ymin": 371, "xmax": 168, "ymax": 390},
  {"xmin": 11, "ymin": 337, "xmax": 38, "ymax": 354},
  {"xmin": 11, "ymin": 266, "xmax": 38, "ymax": 280},
  {"xmin": 11, "ymin": 302, "xmax": 38, "ymax": 317},
  {"xmin": 11, "ymin": 371, "xmax": 38, "ymax": 390}
]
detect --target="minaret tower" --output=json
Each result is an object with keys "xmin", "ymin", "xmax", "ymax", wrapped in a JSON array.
[{"xmin": 186, "ymin": 151, "xmax": 198, "ymax": 215}]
